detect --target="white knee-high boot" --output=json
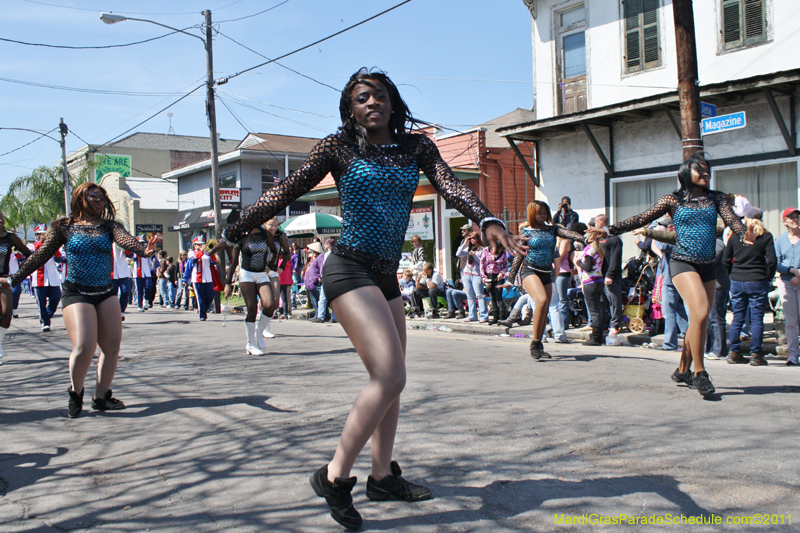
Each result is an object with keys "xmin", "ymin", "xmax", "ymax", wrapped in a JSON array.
[
  {"xmin": 0, "ymin": 326, "xmax": 6, "ymax": 363},
  {"xmin": 258, "ymin": 313, "xmax": 274, "ymax": 344},
  {"xmin": 244, "ymin": 321, "xmax": 263, "ymax": 355}
]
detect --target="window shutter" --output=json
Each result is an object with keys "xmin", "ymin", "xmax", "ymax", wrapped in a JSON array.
[
  {"xmin": 624, "ymin": 0, "xmax": 659, "ymax": 72},
  {"xmin": 624, "ymin": 0, "xmax": 642, "ymax": 69},
  {"xmin": 744, "ymin": 0, "xmax": 764, "ymax": 39},
  {"xmin": 642, "ymin": 0, "xmax": 659, "ymax": 65},
  {"xmin": 722, "ymin": 0, "xmax": 742, "ymax": 45}
]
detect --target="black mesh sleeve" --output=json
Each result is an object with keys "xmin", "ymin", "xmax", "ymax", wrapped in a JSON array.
[
  {"xmin": 110, "ymin": 221, "xmax": 151, "ymax": 256},
  {"xmin": 226, "ymin": 244, "xmax": 241, "ymax": 285},
  {"xmin": 224, "ymin": 136, "xmax": 339, "ymax": 244},
  {"xmin": 9, "ymin": 225, "xmax": 67, "ymax": 286},
  {"xmin": 608, "ymin": 195, "xmax": 677, "ymax": 236},
  {"xmin": 555, "ymin": 225, "xmax": 587, "ymax": 244},
  {"xmin": 415, "ymin": 135, "xmax": 497, "ymax": 226},
  {"xmin": 277, "ymin": 234, "xmax": 290, "ymax": 270},
  {"xmin": 10, "ymin": 234, "xmax": 32, "ymax": 258},
  {"xmin": 714, "ymin": 192, "xmax": 748, "ymax": 237}
]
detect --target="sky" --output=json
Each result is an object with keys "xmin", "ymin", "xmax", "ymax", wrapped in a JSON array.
[{"xmin": 0, "ymin": 0, "xmax": 535, "ymax": 194}]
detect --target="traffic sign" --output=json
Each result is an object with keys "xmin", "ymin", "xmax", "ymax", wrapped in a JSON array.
[
  {"xmin": 701, "ymin": 111, "xmax": 746, "ymax": 136},
  {"xmin": 701, "ymin": 101, "xmax": 717, "ymax": 118}
]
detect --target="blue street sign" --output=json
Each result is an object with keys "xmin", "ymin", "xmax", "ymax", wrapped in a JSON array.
[
  {"xmin": 701, "ymin": 111, "xmax": 746, "ymax": 136},
  {"xmin": 701, "ymin": 101, "xmax": 717, "ymax": 118}
]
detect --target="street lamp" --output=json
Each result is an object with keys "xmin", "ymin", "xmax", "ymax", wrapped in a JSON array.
[{"xmin": 98, "ymin": 11, "xmax": 224, "ymax": 243}]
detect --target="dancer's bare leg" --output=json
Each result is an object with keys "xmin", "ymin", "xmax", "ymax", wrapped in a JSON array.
[
  {"xmin": 672, "ymin": 272, "xmax": 716, "ymax": 375},
  {"xmin": 522, "ymin": 275, "xmax": 551, "ymax": 341},
  {"xmin": 239, "ymin": 282, "xmax": 258, "ymax": 322},
  {"xmin": 267, "ymin": 277, "xmax": 281, "ymax": 316},
  {"xmin": 327, "ymin": 286, "xmax": 406, "ymax": 483},
  {"xmin": 94, "ymin": 295, "xmax": 123, "ymax": 398},
  {"xmin": 63, "ymin": 303, "xmax": 98, "ymax": 394},
  {"xmin": 257, "ymin": 283, "xmax": 274, "ymax": 313},
  {"xmin": 0, "ymin": 288, "xmax": 12, "ymax": 329}
]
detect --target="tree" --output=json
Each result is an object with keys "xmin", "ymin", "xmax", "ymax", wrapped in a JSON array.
[{"xmin": 0, "ymin": 192, "xmax": 34, "ymax": 241}]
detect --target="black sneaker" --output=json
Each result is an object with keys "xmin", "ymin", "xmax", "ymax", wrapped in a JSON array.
[
  {"xmin": 366, "ymin": 461, "xmax": 432, "ymax": 502},
  {"xmin": 309, "ymin": 465, "xmax": 362, "ymax": 530},
  {"xmin": 91, "ymin": 389, "xmax": 126, "ymax": 411},
  {"xmin": 68, "ymin": 387, "xmax": 84, "ymax": 419},
  {"xmin": 692, "ymin": 371, "xmax": 715, "ymax": 396},
  {"xmin": 671, "ymin": 368, "xmax": 695, "ymax": 388}
]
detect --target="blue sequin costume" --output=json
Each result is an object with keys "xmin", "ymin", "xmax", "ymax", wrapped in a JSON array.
[
  {"xmin": 223, "ymin": 132, "xmax": 503, "ymax": 274},
  {"xmin": 10, "ymin": 220, "xmax": 149, "ymax": 294},
  {"xmin": 608, "ymin": 191, "xmax": 746, "ymax": 265},
  {"xmin": 508, "ymin": 225, "xmax": 586, "ymax": 282}
]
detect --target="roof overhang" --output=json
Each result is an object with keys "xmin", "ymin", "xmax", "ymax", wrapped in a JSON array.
[{"xmin": 498, "ymin": 69, "xmax": 800, "ymax": 142}]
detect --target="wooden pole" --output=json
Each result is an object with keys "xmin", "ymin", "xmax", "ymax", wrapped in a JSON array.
[{"xmin": 672, "ymin": 0, "xmax": 704, "ymax": 159}]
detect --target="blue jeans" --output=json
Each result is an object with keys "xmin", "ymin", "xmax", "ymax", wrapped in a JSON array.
[
  {"xmin": 462, "ymin": 274, "xmax": 487, "ymax": 320},
  {"xmin": 193, "ymin": 282, "xmax": 215, "ymax": 320},
  {"xmin": 706, "ymin": 284, "xmax": 729, "ymax": 357},
  {"xmin": 728, "ymin": 280, "xmax": 769, "ymax": 354},
  {"xmin": 12, "ymin": 283, "xmax": 22, "ymax": 312},
  {"xmin": 34, "ymin": 286, "xmax": 61, "ymax": 327},
  {"xmin": 548, "ymin": 283, "xmax": 567, "ymax": 342},
  {"xmin": 307, "ymin": 287, "xmax": 320, "ymax": 315},
  {"xmin": 113, "ymin": 278, "xmax": 131, "ymax": 313},
  {"xmin": 445, "ymin": 288, "xmax": 467, "ymax": 311},
  {"xmin": 316, "ymin": 285, "xmax": 336, "ymax": 321},
  {"xmin": 663, "ymin": 284, "xmax": 689, "ymax": 350},
  {"xmin": 158, "ymin": 278, "xmax": 172, "ymax": 307},
  {"xmin": 554, "ymin": 274, "xmax": 571, "ymax": 327},
  {"xmin": 135, "ymin": 277, "xmax": 153, "ymax": 309}
]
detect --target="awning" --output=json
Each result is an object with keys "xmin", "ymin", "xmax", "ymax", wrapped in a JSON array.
[{"xmin": 168, "ymin": 207, "xmax": 239, "ymax": 231}]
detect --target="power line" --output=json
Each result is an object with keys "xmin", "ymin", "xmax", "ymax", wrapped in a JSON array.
[
  {"xmin": 0, "ymin": 128, "xmax": 58, "ymax": 158},
  {"xmin": 217, "ymin": 89, "xmax": 337, "ymax": 119},
  {"xmin": 0, "ymin": 28, "xmax": 197, "ymax": 49},
  {"xmin": 216, "ymin": 31, "xmax": 339, "ymax": 92},
  {"xmin": 0, "ymin": 76, "xmax": 205, "ymax": 97},
  {"xmin": 22, "ymin": 0, "xmax": 196, "ymax": 15},
  {"xmin": 69, "ymin": 129, "xmax": 176, "ymax": 182},
  {"xmin": 219, "ymin": 0, "xmax": 414, "ymax": 83},
  {"xmin": 222, "ymin": 98, "xmax": 332, "ymax": 133},
  {"xmin": 217, "ymin": 95, "xmax": 252, "ymax": 134},
  {"xmin": 216, "ymin": 0, "xmax": 292, "ymax": 23}
]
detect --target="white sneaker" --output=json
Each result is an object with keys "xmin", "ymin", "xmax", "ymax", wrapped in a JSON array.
[
  {"xmin": 246, "ymin": 343, "xmax": 264, "ymax": 356},
  {"xmin": 704, "ymin": 352, "xmax": 721, "ymax": 360}
]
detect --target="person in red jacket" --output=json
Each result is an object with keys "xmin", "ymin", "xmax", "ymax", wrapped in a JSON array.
[{"xmin": 28, "ymin": 224, "xmax": 63, "ymax": 332}]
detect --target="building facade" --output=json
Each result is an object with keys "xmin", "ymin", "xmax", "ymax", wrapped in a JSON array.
[{"xmin": 503, "ymin": 0, "xmax": 799, "ymax": 253}]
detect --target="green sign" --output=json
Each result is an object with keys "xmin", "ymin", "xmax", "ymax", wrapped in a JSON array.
[{"xmin": 95, "ymin": 154, "xmax": 131, "ymax": 182}]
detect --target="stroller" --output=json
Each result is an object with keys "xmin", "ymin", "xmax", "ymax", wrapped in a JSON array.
[
  {"xmin": 621, "ymin": 256, "xmax": 657, "ymax": 334},
  {"xmin": 567, "ymin": 286, "xmax": 589, "ymax": 328}
]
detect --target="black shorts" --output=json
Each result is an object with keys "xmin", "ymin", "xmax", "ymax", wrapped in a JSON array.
[
  {"xmin": 520, "ymin": 265, "xmax": 552, "ymax": 285},
  {"xmin": 322, "ymin": 253, "xmax": 401, "ymax": 303},
  {"xmin": 670, "ymin": 258, "xmax": 717, "ymax": 283},
  {"xmin": 61, "ymin": 288, "xmax": 116, "ymax": 308}
]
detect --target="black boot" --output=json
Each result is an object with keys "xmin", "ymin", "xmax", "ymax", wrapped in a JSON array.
[
  {"xmin": 583, "ymin": 326, "xmax": 604, "ymax": 346},
  {"xmin": 498, "ymin": 309, "xmax": 520, "ymax": 327},
  {"xmin": 443, "ymin": 310, "xmax": 456, "ymax": 319}
]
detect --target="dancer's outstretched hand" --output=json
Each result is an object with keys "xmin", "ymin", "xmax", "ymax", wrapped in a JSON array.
[
  {"xmin": 144, "ymin": 234, "xmax": 159, "ymax": 257},
  {"xmin": 742, "ymin": 223, "xmax": 757, "ymax": 245},
  {"xmin": 485, "ymin": 224, "xmax": 528, "ymax": 255},
  {"xmin": 209, "ymin": 240, "xmax": 232, "ymax": 257},
  {"xmin": 584, "ymin": 226, "xmax": 606, "ymax": 243}
]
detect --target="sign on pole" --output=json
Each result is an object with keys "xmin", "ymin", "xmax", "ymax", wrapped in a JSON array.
[
  {"xmin": 701, "ymin": 111, "xmax": 746, "ymax": 136},
  {"xmin": 700, "ymin": 102, "xmax": 717, "ymax": 118}
]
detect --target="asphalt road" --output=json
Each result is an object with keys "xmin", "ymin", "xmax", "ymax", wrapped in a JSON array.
[{"xmin": 1, "ymin": 297, "xmax": 798, "ymax": 532}]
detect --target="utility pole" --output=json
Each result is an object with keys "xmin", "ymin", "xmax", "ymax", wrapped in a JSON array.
[
  {"xmin": 672, "ymin": 0, "xmax": 703, "ymax": 159},
  {"xmin": 59, "ymin": 118, "xmax": 72, "ymax": 213},
  {"xmin": 203, "ymin": 10, "xmax": 222, "ymax": 241}
]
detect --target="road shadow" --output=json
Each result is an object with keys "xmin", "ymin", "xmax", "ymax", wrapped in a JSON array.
[
  {"xmin": 717, "ymin": 385, "xmax": 800, "ymax": 396},
  {"xmin": 110, "ymin": 395, "xmax": 293, "ymax": 418},
  {"xmin": 362, "ymin": 474, "xmax": 711, "ymax": 530},
  {"xmin": 0, "ymin": 447, "xmax": 68, "ymax": 495}
]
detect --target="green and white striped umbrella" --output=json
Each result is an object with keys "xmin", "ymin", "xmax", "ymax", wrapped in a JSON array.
[{"xmin": 279, "ymin": 212, "xmax": 342, "ymax": 236}]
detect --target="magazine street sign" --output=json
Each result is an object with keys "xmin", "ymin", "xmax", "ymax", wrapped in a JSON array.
[{"xmin": 701, "ymin": 111, "xmax": 746, "ymax": 136}]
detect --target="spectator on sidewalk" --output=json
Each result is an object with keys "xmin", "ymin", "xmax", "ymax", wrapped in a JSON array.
[
  {"xmin": 480, "ymin": 241, "xmax": 508, "ymax": 324},
  {"xmin": 774, "ymin": 207, "xmax": 800, "ymax": 367},
  {"xmin": 399, "ymin": 269, "xmax": 415, "ymax": 307},
  {"xmin": 409, "ymin": 234, "xmax": 425, "ymax": 273},
  {"xmin": 310, "ymin": 238, "xmax": 337, "ymax": 323},
  {"xmin": 303, "ymin": 242, "xmax": 325, "ymax": 316},
  {"xmin": 552, "ymin": 196, "xmax": 580, "ymax": 231},
  {"xmin": 456, "ymin": 231, "xmax": 488, "ymax": 322},
  {"xmin": 594, "ymin": 214, "xmax": 623, "ymax": 336},
  {"xmin": 411, "ymin": 262, "xmax": 445, "ymax": 318}
]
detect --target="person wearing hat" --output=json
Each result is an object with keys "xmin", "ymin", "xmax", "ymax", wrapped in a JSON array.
[
  {"xmin": 182, "ymin": 235, "xmax": 217, "ymax": 321},
  {"xmin": 0, "ymin": 210, "xmax": 32, "ymax": 363},
  {"xmin": 723, "ymin": 206, "xmax": 776, "ymax": 366},
  {"xmin": 28, "ymin": 224, "xmax": 63, "ymax": 332},
  {"xmin": 224, "ymin": 217, "xmax": 277, "ymax": 355},
  {"xmin": 1, "ymin": 183, "xmax": 157, "ymax": 417},
  {"xmin": 303, "ymin": 242, "xmax": 325, "ymax": 315},
  {"xmin": 132, "ymin": 235, "xmax": 155, "ymax": 312},
  {"xmin": 586, "ymin": 153, "xmax": 756, "ymax": 397},
  {"xmin": 310, "ymin": 237, "xmax": 338, "ymax": 324},
  {"xmin": 775, "ymin": 207, "xmax": 800, "ymax": 367},
  {"xmin": 211, "ymin": 68, "xmax": 526, "ymax": 529}
]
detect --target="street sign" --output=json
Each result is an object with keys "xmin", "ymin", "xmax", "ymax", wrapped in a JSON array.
[
  {"xmin": 701, "ymin": 101, "xmax": 717, "ymax": 118},
  {"xmin": 701, "ymin": 111, "xmax": 746, "ymax": 136}
]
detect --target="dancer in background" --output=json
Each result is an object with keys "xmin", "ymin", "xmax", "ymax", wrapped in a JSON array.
[
  {"xmin": 213, "ymin": 68, "xmax": 524, "ymax": 529},
  {"xmin": 1, "ymin": 183, "xmax": 156, "ymax": 416},
  {"xmin": 0, "ymin": 210, "xmax": 31, "ymax": 363},
  {"xmin": 261, "ymin": 217, "xmax": 290, "ymax": 338}
]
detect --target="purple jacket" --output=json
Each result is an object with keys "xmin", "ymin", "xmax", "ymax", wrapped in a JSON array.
[{"xmin": 304, "ymin": 254, "xmax": 324, "ymax": 291}]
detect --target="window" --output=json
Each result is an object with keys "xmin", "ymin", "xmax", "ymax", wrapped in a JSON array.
[
  {"xmin": 556, "ymin": 4, "xmax": 587, "ymax": 115},
  {"xmin": 623, "ymin": 0, "xmax": 660, "ymax": 73},
  {"xmin": 262, "ymin": 168, "xmax": 277, "ymax": 194},
  {"xmin": 612, "ymin": 175, "xmax": 675, "ymax": 254},
  {"xmin": 220, "ymin": 173, "xmax": 237, "ymax": 188},
  {"xmin": 721, "ymin": 0, "xmax": 768, "ymax": 50}
]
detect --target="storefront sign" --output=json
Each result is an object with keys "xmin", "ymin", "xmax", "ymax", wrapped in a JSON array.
[
  {"xmin": 220, "ymin": 188, "xmax": 240, "ymax": 208},
  {"xmin": 135, "ymin": 224, "xmax": 163, "ymax": 250},
  {"xmin": 701, "ymin": 111, "xmax": 746, "ymax": 136},
  {"xmin": 95, "ymin": 154, "xmax": 131, "ymax": 183},
  {"xmin": 406, "ymin": 207, "xmax": 434, "ymax": 241}
]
